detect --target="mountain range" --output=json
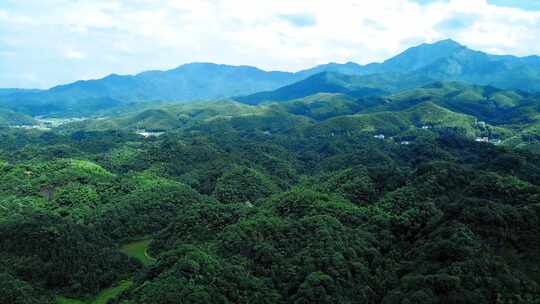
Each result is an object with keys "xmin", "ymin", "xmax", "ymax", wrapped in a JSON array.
[
  {"xmin": 237, "ymin": 39, "xmax": 540, "ymax": 104},
  {"xmin": 1, "ymin": 39, "xmax": 540, "ymax": 116}
]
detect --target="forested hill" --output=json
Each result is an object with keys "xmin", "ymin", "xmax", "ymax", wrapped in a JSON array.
[
  {"xmin": 56, "ymin": 81, "xmax": 540, "ymax": 154},
  {"xmin": 1, "ymin": 84, "xmax": 540, "ymax": 302}
]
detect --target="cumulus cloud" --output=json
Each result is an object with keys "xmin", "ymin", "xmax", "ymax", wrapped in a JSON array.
[
  {"xmin": 65, "ymin": 51, "xmax": 86, "ymax": 60},
  {"xmin": 0, "ymin": 0, "xmax": 539, "ymax": 88}
]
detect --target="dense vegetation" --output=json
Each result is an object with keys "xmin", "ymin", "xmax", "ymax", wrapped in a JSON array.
[
  {"xmin": 1, "ymin": 87, "xmax": 540, "ymax": 303},
  {"xmin": 54, "ymin": 80, "xmax": 540, "ymax": 154},
  {"xmin": 1, "ymin": 38, "xmax": 540, "ymax": 304}
]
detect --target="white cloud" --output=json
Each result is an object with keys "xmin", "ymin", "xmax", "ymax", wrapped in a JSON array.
[
  {"xmin": 64, "ymin": 51, "xmax": 86, "ymax": 60},
  {"xmin": 0, "ymin": 0, "xmax": 540, "ymax": 88}
]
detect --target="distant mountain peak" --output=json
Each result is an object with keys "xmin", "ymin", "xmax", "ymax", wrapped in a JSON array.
[
  {"xmin": 380, "ymin": 38, "xmax": 467, "ymax": 72},
  {"xmin": 429, "ymin": 38, "xmax": 464, "ymax": 47}
]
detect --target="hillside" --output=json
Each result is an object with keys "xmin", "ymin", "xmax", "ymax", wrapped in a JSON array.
[
  {"xmin": 56, "ymin": 83, "xmax": 533, "ymax": 152},
  {"xmin": 235, "ymin": 72, "xmax": 384, "ymax": 104},
  {"xmin": 58, "ymin": 100, "xmax": 268, "ymax": 132},
  {"xmin": 1, "ymin": 92, "xmax": 540, "ymax": 303},
  {"xmin": 0, "ymin": 109, "xmax": 37, "ymax": 127},
  {"xmin": 360, "ymin": 82, "xmax": 540, "ymax": 123},
  {"xmin": 269, "ymin": 93, "xmax": 364, "ymax": 121}
]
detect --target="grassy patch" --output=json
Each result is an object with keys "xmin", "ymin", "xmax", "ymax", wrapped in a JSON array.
[
  {"xmin": 56, "ymin": 297, "xmax": 85, "ymax": 304},
  {"xmin": 92, "ymin": 280, "xmax": 132, "ymax": 304},
  {"xmin": 120, "ymin": 239, "xmax": 155, "ymax": 266},
  {"xmin": 56, "ymin": 280, "xmax": 132, "ymax": 304}
]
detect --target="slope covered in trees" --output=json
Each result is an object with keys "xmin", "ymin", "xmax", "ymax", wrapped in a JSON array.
[
  {"xmin": 49, "ymin": 80, "xmax": 540, "ymax": 153},
  {"xmin": 1, "ymin": 89, "xmax": 540, "ymax": 303}
]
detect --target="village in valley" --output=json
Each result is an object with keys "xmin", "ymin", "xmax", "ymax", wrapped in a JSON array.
[{"xmin": 372, "ymin": 120, "xmax": 504, "ymax": 146}]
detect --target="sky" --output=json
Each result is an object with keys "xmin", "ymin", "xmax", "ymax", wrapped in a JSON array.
[{"xmin": 1, "ymin": 0, "xmax": 540, "ymax": 89}]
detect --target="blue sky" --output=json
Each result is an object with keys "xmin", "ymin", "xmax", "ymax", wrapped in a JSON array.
[
  {"xmin": 1, "ymin": 0, "xmax": 540, "ymax": 89},
  {"xmin": 412, "ymin": 0, "xmax": 540, "ymax": 10},
  {"xmin": 487, "ymin": 0, "xmax": 540, "ymax": 10}
]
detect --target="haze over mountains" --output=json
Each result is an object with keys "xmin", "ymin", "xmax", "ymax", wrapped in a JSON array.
[{"xmin": 2, "ymin": 39, "xmax": 540, "ymax": 116}]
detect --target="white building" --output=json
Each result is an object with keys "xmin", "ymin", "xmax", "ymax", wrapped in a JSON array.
[
  {"xmin": 477, "ymin": 121, "xmax": 486, "ymax": 127},
  {"xmin": 136, "ymin": 130, "xmax": 165, "ymax": 138},
  {"xmin": 475, "ymin": 137, "xmax": 489, "ymax": 143}
]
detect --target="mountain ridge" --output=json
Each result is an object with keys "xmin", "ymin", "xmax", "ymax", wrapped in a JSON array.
[{"xmin": 2, "ymin": 39, "xmax": 540, "ymax": 116}]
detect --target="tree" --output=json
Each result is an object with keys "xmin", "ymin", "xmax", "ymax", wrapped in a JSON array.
[{"xmin": 213, "ymin": 165, "xmax": 278, "ymax": 204}]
